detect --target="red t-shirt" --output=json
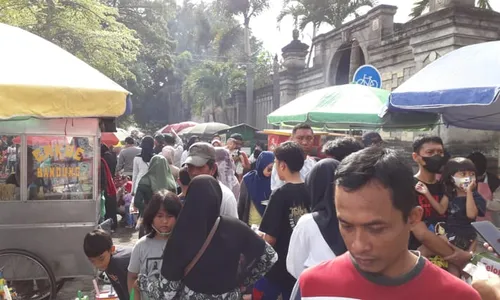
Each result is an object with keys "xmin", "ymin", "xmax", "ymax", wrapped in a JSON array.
[{"xmin": 298, "ymin": 253, "xmax": 480, "ymax": 300}]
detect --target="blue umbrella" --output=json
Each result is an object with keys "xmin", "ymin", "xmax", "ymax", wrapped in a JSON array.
[{"xmin": 389, "ymin": 41, "xmax": 500, "ymax": 130}]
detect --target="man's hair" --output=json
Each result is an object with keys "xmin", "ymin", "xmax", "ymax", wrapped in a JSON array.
[
  {"xmin": 206, "ymin": 159, "xmax": 219, "ymax": 178},
  {"xmin": 335, "ymin": 147, "xmax": 416, "ymax": 221},
  {"xmin": 178, "ymin": 166, "xmax": 191, "ymax": 186},
  {"xmin": 323, "ymin": 137, "xmax": 364, "ymax": 161},
  {"xmin": 274, "ymin": 141, "xmax": 305, "ymax": 173},
  {"xmin": 143, "ymin": 190, "xmax": 182, "ymax": 237},
  {"xmin": 154, "ymin": 134, "xmax": 165, "ymax": 144},
  {"xmin": 164, "ymin": 134, "xmax": 176, "ymax": 146},
  {"xmin": 467, "ymin": 152, "xmax": 488, "ymax": 176},
  {"xmin": 292, "ymin": 123, "xmax": 313, "ymax": 136},
  {"xmin": 125, "ymin": 137, "xmax": 135, "ymax": 145},
  {"xmin": 412, "ymin": 135, "xmax": 443, "ymax": 153},
  {"xmin": 83, "ymin": 229, "xmax": 113, "ymax": 258}
]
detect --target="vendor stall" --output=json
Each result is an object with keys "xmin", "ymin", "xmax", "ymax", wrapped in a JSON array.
[{"xmin": 0, "ymin": 23, "xmax": 129, "ymax": 300}]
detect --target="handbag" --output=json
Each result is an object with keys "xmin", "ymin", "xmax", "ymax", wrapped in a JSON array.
[{"xmin": 184, "ymin": 217, "xmax": 221, "ymax": 277}]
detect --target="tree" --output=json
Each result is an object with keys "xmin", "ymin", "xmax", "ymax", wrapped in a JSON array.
[
  {"xmin": 0, "ymin": 0, "xmax": 141, "ymax": 82},
  {"xmin": 182, "ymin": 61, "xmax": 245, "ymax": 123},
  {"xmin": 278, "ymin": 0, "xmax": 374, "ymax": 66},
  {"xmin": 410, "ymin": 0, "xmax": 492, "ymax": 18},
  {"xmin": 108, "ymin": 0, "xmax": 177, "ymax": 128},
  {"xmin": 217, "ymin": 0, "xmax": 271, "ymax": 125}
]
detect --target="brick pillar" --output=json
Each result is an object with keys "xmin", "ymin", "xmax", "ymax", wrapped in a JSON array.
[{"xmin": 349, "ymin": 40, "xmax": 362, "ymax": 82}]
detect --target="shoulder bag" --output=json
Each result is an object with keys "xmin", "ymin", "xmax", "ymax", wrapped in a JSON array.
[{"xmin": 184, "ymin": 217, "xmax": 221, "ymax": 277}]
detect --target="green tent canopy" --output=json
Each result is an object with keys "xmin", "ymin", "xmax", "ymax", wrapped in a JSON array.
[{"xmin": 267, "ymin": 84, "xmax": 438, "ymax": 130}]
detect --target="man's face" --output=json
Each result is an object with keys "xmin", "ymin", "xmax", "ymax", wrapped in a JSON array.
[
  {"xmin": 227, "ymin": 138, "xmax": 242, "ymax": 151},
  {"xmin": 291, "ymin": 129, "xmax": 314, "ymax": 154},
  {"xmin": 336, "ymin": 181, "xmax": 421, "ymax": 276},
  {"xmin": 88, "ymin": 246, "xmax": 114, "ymax": 271},
  {"xmin": 187, "ymin": 163, "xmax": 215, "ymax": 179},
  {"xmin": 412, "ymin": 142, "xmax": 444, "ymax": 166}
]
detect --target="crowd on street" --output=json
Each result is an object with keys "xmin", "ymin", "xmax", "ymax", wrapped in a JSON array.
[{"xmin": 82, "ymin": 124, "xmax": 500, "ymax": 300}]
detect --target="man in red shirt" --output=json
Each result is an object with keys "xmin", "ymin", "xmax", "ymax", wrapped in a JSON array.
[{"xmin": 292, "ymin": 147, "xmax": 480, "ymax": 300}]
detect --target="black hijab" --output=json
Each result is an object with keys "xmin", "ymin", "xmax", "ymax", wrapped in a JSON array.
[
  {"xmin": 161, "ymin": 175, "xmax": 265, "ymax": 294},
  {"xmin": 305, "ymin": 158, "xmax": 347, "ymax": 256}
]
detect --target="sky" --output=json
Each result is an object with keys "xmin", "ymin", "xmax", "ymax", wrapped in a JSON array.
[{"xmin": 178, "ymin": 0, "xmax": 500, "ymax": 54}]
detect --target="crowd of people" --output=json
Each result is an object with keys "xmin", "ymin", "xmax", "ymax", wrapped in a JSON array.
[{"xmin": 83, "ymin": 123, "xmax": 500, "ymax": 300}]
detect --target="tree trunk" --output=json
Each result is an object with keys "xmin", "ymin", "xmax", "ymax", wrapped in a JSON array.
[{"xmin": 306, "ymin": 24, "xmax": 317, "ymax": 68}]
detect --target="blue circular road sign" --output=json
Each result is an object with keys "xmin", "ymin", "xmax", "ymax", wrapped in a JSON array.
[{"xmin": 353, "ymin": 65, "xmax": 382, "ymax": 88}]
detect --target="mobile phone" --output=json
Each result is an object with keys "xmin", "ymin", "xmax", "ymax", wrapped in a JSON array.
[{"xmin": 471, "ymin": 221, "xmax": 500, "ymax": 255}]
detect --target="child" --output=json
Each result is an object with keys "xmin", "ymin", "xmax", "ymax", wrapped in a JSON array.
[
  {"xmin": 127, "ymin": 190, "xmax": 182, "ymax": 300},
  {"xmin": 122, "ymin": 181, "xmax": 135, "ymax": 228},
  {"xmin": 83, "ymin": 229, "xmax": 131, "ymax": 300},
  {"xmin": 441, "ymin": 158, "xmax": 486, "ymax": 276},
  {"xmin": 258, "ymin": 141, "xmax": 311, "ymax": 300}
]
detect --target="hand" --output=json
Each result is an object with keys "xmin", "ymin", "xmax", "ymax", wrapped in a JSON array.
[
  {"xmin": 472, "ymin": 276, "xmax": 500, "ymax": 300},
  {"xmin": 468, "ymin": 178, "xmax": 477, "ymax": 192},
  {"xmin": 484, "ymin": 242, "xmax": 500, "ymax": 257},
  {"xmin": 443, "ymin": 242, "xmax": 473, "ymax": 268},
  {"xmin": 415, "ymin": 181, "xmax": 430, "ymax": 196}
]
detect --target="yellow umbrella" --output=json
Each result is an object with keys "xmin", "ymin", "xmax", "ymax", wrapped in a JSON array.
[{"xmin": 0, "ymin": 23, "xmax": 129, "ymax": 120}]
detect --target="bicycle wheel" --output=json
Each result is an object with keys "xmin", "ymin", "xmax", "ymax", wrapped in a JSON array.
[{"xmin": 0, "ymin": 249, "xmax": 57, "ymax": 300}]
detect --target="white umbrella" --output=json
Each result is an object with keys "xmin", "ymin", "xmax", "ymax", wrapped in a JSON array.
[{"xmin": 0, "ymin": 23, "xmax": 129, "ymax": 120}]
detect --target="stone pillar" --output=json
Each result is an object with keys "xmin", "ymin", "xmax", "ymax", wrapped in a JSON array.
[
  {"xmin": 272, "ymin": 55, "xmax": 281, "ymax": 129},
  {"xmin": 430, "ymin": 0, "xmax": 475, "ymax": 12},
  {"xmin": 349, "ymin": 40, "xmax": 361, "ymax": 82},
  {"xmin": 281, "ymin": 29, "xmax": 309, "ymax": 72},
  {"xmin": 235, "ymin": 91, "xmax": 246, "ymax": 124},
  {"xmin": 272, "ymin": 55, "xmax": 281, "ymax": 111}
]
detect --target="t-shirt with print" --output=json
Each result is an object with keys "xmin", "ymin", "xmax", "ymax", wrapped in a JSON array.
[
  {"xmin": 106, "ymin": 246, "xmax": 132, "ymax": 300},
  {"xmin": 128, "ymin": 236, "xmax": 168, "ymax": 299},
  {"xmin": 293, "ymin": 252, "xmax": 481, "ymax": 300},
  {"xmin": 446, "ymin": 191, "xmax": 486, "ymax": 248},
  {"xmin": 259, "ymin": 183, "xmax": 310, "ymax": 292},
  {"xmin": 409, "ymin": 177, "xmax": 446, "ymax": 250}
]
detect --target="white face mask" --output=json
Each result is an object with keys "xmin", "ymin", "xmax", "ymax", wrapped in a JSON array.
[
  {"xmin": 152, "ymin": 224, "xmax": 171, "ymax": 237},
  {"xmin": 453, "ymin": 176, "xmax": 473, "ymax": 190}
]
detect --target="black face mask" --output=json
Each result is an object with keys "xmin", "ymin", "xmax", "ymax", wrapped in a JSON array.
[{"xmin": 422, "ymin": 155, "xmax": 446, "ymax": 174}]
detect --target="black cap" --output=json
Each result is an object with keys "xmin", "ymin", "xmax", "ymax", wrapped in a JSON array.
[
  {"xmin": 230, "ymin": 133, "xmax": 243, "ymax": 141},
  {"xmin": 362, "ymin": 131, "xmax": 383, "ymax": 147}
]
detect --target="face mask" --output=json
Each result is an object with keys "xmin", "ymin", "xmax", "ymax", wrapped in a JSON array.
[
  {"xmin": 421, "ymin": 155, "xmax": 446, "ymax": 174},
  {"xmin": 453, "ymin": 176, "xmax": 473, "ymax": 190},
  {"xmin": 152, "ymin": 225, "xmax": 171, "ymax": 237}
]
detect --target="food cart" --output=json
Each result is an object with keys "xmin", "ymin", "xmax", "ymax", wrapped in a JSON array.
[{"xmin": 0, "ymin": 23, "xmax": 129, "ymax": 299}]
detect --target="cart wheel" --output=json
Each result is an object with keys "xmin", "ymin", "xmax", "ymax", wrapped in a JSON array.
[{"xmin": 0, "ymin": 248, "xmax": 57, "ymax": 300}]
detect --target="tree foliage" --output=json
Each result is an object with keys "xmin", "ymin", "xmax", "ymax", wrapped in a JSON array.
[
  {"xmin": 182, "ymin": 61, "xmax": 245, "ymax": 122},
  {"xmin": 0, "ymin": 0, "xmax": 273, "ymax": 127},
  {"xmin": 0, "ymin": 0, "xmax": 141, "ymax": 82},
  {"xmin": 278, "ymin": 0, "xmax": 375, "ymax": 30},
  {"xmin": 410, "ymin": 0, "xmax": 493, "ymax": 18}
]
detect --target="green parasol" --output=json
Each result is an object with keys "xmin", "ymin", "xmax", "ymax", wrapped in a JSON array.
[{"xmin": 267, "ymin": 84, "xmax": 438, "ymax": 130}]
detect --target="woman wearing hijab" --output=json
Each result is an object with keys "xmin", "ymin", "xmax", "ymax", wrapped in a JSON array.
[
  {"xmin": 215, "ymin": 147, "xmax": 241, "ymax": 199},
  {"xmin": 138, "ymin": 175, "xmax": 277, "ymax": 300},
  {"xmin": 134, "ymin": 155, "xmax": 177, "ymax": 238},
  {"xmin": 238, "ymin": 151, "xmax": 274, "ymax": 226},
  {"xmin": 132, "ymin": 136, "xmax": 155, "ymax": 195},
  {"xmin": 286, "ymin": 158, "xmax": 347, "ymax": 279},
  {"xmin": 162, "ymin": 145, "xmax": 180, "ymax": 179}
]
